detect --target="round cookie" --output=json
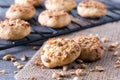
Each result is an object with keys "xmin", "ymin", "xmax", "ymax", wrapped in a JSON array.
[
  {"xmin": 6, "ymin": 5, "xmax": 36, "ymax": 20},
  {"xmin": 77, "ymin": 0, "xmax": 107, "ymax": 18},
  {"xmin": 45, "ymin": 0, "xmax": 76, "ymax": 12},
  {"xmin": 41, "ymin": 38, "xmax": 81, "ymax": 68},
  {"xmin": 15, "ymin": 0, "xmax": 42, "ymax": 7},
  {"xmin": 38, "ymin": 10, "xmax": 71, "ymax": 28},
  {"xmin": 75, "ymin": 36, "xmax": 104, "ymax": 62},
  {"xmin": 0, "ymin": 19, "xmax": 31, "ymax": 40}
]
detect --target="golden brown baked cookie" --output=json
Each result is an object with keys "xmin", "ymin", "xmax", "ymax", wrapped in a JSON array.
[
  {"xmin": 6, "ymin": 5, "xmax": 36, "ymax": 20},
  {"xmin": 41, "ymin": 38, "xmax": 81, "ymax": 68},
  {"xmin": 75, "ymin": 36, "xmax": 104, "ymax": 62},
  {"xmin": 15, "ymin": 0, "xmax": 42, "ymax": 7},
  {"xmin": 0, "ymin": 19, "xmax": 31, "ymax": 40},
  {"xmin": 38, "ymin": 10, "xmax": 71, "ymax": 28},
  {"xmin": 77, "ymin": 0, "xmax": 107, "ymax": 18},
  {"xmin": 45, "ymin": 0, "xmax": 76, "ymax": 12}
]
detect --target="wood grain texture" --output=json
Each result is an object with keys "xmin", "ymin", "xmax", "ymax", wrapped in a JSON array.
[{"xmin": 15, "ymin": 21, "xmax": 120, "ymax": 80}]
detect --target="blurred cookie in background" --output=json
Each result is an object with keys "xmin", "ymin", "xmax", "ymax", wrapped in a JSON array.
[
  {"xmin": 15, "ymin": 0, "xmax": 42, "ymax": 7},
  {"xmin": 45, "ymin": 0, "xmax": 76, "ymax": 12},
  {"xmin": 77, "ymin": 0, "xmax": 107, "ymax": 18},
  {"xmin": 6, "ymin": 5, "xmax": 36, "ymax": 20}
]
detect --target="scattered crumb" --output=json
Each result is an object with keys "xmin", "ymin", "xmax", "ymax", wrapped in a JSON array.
[
  {"xmin": 40, "ymin": 65, "xmax": 46, "ymax": 69},
  {"xmin": 0, "ymin": 70, "xmax": 5, "ymax": 75},
  {"xmin": 52, "ymin": 69, "xmax": 86, "ymax": 79},
  {"xmin": 109, "ymin": 43, "xmax": 118, "ymax": 48},
  {"xmin": 52, "ymin": 72, "xmax": 61, "ymax": 79},
  {"xmin": 108, "ymin": 47, "xmax": 115, "ymax": 51},
  {"xmin": 115, "ymin": 60, "xmax": 120, "ymax": 64},
  {"xmin": 34, "ymin": 61, "xmax": 41, "ymax": 66},
  {"xmin": 76, "ymin": 59, "xmax": 83, "ymax": 63},
  {"xmin": 57, "ymin": 77, "xmax": 63, "ymax": 80},
  {"xmin": 95, "ymin": 66, "xmax": 104, "ymax": 72},
  {"xmin": 14, "ymin": 71, "xmax": 18, "ymax": 74},
  {"xmin": 52, "ymin": 71, "xmax": 69, "ymax": 79},
  {"xmin": 75, "ymin": 69, "xmax": 86, "ymax": 76},
  {"xmin": 21, "ymin": 55, "xmax": 28, "ymax": 61},
  {"xmin": 80, "ymin": 63, "xmax": 87, "ymax": 69},
  {"xmin": 73, "ymin": 77, "xmax": 78, "ymax": 80},
  {"xmin": 118, "ymin": 57, "xmax": 120, "ymax": 61},
  {"xmin": 30, "ymin": 76, "xmax": 35, "ymax": 80},
  {"xmin": 59, "ymin": 71, "xmax": 68, "ymax": 77},
  {"xmin": 17, "ymin": 65, "xmax": 24, "ymax": 69},
  {"xmin": 101, "ymin": 37, "xmax": 107, "ymax": 43},
  {"xmin": 89, "ymin": 69, "xmax": 95, "ymax": 72},
  {"xmin": 113, "ymin": 51, "xmax": 119, "ymax": 57},
  {"xmin": 70, "ymin": 72, "xmax": 76, "ymax": 76},
  {"xmin": 13, "ymin": 61, "xmax": 21, "ymax": 67},
  {"xmin": 114, "ymin": 65, "xmax": 120, "ymax": 68},
  {"xmin": 63, "ymin": 66, "xmax": 68, "ymax": 71},
  {"xmin": 89, "ymin": 66, "xmax": 104, "ymax": 72},
  {"xmin": 32, "ymin": 46, "xmax": 39, "ymax": 50},
  {"xmin": 34, "ymin": 61, "xmax": 46, "ymax": 69},
  {"xmin": 13, "ymin": 61, "xmax": 24, "ymax": 69},
  {"xmin": 108, "ymin": 42, "xmax": 119, "ymax": 51},
  {"xmin": 114, "ymin": 52, "xmax": 120, "ymax": 69},
  {"xmin": 3, "ymin": 54, "xmax": 13, "ymax": 61},
  {"xmin": 11, "ymin": 58, "xmax": 16, "ymax": 62}
]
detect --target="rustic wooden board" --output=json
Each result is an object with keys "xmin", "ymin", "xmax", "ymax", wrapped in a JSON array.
[{"xmin": 15, "ymin": 21, "xmax": 120, "ymax": 80}]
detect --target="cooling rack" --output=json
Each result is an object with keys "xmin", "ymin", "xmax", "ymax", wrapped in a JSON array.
[{"xmin": 0, "ymin": 0, "xmax": 120, "ymax": 50}]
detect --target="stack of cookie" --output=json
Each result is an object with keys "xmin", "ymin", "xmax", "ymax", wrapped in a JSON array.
[{"xmin": 40, "ymin": 36, "xmax": 104, "ymax": 68}]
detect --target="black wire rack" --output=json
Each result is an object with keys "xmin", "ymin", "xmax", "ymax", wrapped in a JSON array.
[{"xmin": 0, "ymin": 0, "xmax": 120, "ymax": 50}]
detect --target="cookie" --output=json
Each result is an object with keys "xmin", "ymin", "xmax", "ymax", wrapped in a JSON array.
[
  {"xmin": 15, "ymin": 0, "xmax": 42, "ymax": 7},
  {"xmin": 0, "ymin": 19, "xmax": 31, "ymax": 40},
  {"xmin": 75, "ymin": 36, "xmax": 104, "ymax": 62},
  {"xmin": 38, "ymin": 10, "xmax": 71, "ymax": 28},
  {"xmin": 41, "ymin": 38, "xmax": 81, "ymax": 68},
  {"xmin": 77, "ymin": 0, "xmax": 107, "ymax": 18},
  {"xmin": 45, "ymin": 0, "xmax": 76, "ymax": 12},
  {"xmin": 6, "ymin": 5, "xmax": 36, "ymax": 20}
]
